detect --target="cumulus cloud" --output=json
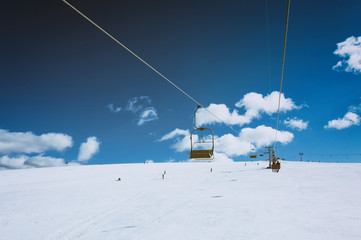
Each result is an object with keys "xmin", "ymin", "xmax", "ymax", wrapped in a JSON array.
[
  {"xmin": 284, "ymin": 117, "xmax": 309, "ymax": 131},
  {"xmin": 0, "ymin": 154, "xmax": 65, "ymax": 170},
  {"xmin": 0, "ymin": 155, "xmax": 29, "ymax": 169},
  {"xmin": 24, "ymin": 154, "xmax": 65, "ymax": 168},
  {"xmin": 0, "ymin": 129, "xmax": 102, "ymax": 169},
  {"xmin": 324, "ymin": 112, "xmax": 360, "ymax": 130},
  {"xmin": 77, "ymin": 137, "xmax": 100, "ymax": 162},
  {"xmin": 212, "ymin": 152, "xmax": 234, "ymax": 163},
  {"xmin": 239, "ymin": 125, "xmax": 294, "ymax": 148},
  {"xmin": 159, "ymin": 128, "xmax": 192, "ymax": 152},
  {"xmin": 235, "ymin": 91, "xmax": 300, "ymax": 116},
  {"xmin": 214, "ymin": 134, "xmax": 249, "ymax": 157},
  {"xmin": 107, "ymin": 103, "xmax": 121, "ymax": 113},
  {"xmin": 197, "ymin": 104, "xmax": 250, "ymax": 126},
  {"xmin": 0, "ymin": 129, "xmax": 73, "ymax": 155},
  {"xmin": 160, "ymin": 125, "xmax": 294, "ymax": 158},
  {"xmin": 197, "ymin": 91, "xmax": 301, "ymax": 127},
  {"xmin": 332, "ymin": 36, "xmax": 361, "ymax": 74},
  {"xmin": 126, "ymin": 96, "xmax": 159, "ymax": 126}
]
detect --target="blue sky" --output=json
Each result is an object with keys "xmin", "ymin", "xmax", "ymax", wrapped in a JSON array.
[{"xmin": 1, "ymin": 0, "xmax": 361, "ymax": 169}]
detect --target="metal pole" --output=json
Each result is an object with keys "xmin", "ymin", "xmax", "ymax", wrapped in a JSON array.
[{"xmin": 265, "ymin": 146, "xmax": 273, "ymax": 168}]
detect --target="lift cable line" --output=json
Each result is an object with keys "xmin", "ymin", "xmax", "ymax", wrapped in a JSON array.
[
  {"xmin": 265, "ymin": 0, "xmax": 272, "ymax": 93},
  {"xmin": 299, "ymin": 153, "xmax": 361, "ymax": 162},
  {"xmin": 274, "ymin": 0, "xmax": 291, "ymax": 146},
  {"xmin": 62, "ymin": 0, "xmax": 239, "ymax": 135},
  {"xmin": 304, "ymin": 153, "xmax": 361, "ymax": 155}
]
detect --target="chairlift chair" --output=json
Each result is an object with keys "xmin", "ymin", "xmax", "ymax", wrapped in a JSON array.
[
  {"xmin": 189, "ymin": 106, "xmax": 214, "ymax": 160},
  {"xmin": 271, "ymin": 158, "xmax": 281, "ymax": 173},
  {"xmin": 250, "ymin": 149, "xmax": 257, "ymax": 159},
  {"xmin": 189, "ymin": 127, "xmax": 214, "ymax": 159},
  {"xmin": 249, "ymin": 143, "xmax": 257, "ymax": 159}
]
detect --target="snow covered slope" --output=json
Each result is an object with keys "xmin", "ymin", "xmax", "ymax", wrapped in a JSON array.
[{"xmin": 1, "ymin": 161, "xmax": 361, "ymax": 240}]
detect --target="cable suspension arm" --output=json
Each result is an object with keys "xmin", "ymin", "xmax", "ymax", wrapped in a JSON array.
[{"xmin": 62, "ymin": 0, "xmax": 239, "ymax": 135}]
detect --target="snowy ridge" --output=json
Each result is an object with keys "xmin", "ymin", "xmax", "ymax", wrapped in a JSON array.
[{"xmin": 1, "ymin": 161, "xmax": 361, "ymax": 240}]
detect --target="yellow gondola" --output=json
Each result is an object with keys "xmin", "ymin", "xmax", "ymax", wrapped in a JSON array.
[{"xmin": 189, "ymin": 106, "xmax": 214, "ymax": 160}]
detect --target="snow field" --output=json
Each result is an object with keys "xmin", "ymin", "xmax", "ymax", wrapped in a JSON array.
[{"xmin": 0, "ymin": 161, "xmax": 361, "ymax": 240}]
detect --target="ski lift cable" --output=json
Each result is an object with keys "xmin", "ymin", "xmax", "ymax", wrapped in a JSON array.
[
  {"xmin": 274, "ymin": 0, "xmax": 291, "ymax": 145},
  {"xmin": 265, "ymin": 0, "xmax": 271, "ymax": 93},
  {"xmin": 62, "ymin": 0, "xmax": 239, "ymax": 135}
]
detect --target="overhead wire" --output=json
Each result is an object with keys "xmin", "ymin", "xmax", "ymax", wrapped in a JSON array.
[
  {"xmin": 265, "ymin": 0, "xmax": 272, "ymax": 93},
  {"xmin": 61, "ymin": 0, "xmax": 240, "ymax": 135},
  {"xmin": 274, "ymin": 0, "xmax": 291, "ymax": 146}
]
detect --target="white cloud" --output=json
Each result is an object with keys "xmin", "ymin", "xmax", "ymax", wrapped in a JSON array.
[
  {"xmin": 0, "ymin": 155, "xmax": 29, "ymax": 169},
  {"xmin": 324, "ymin": 112, "xmax": 360, "ymax": 130},
  {"xmin": 197, "ymin": 104, "xmax": 250, "ymax": 126},
  {"xmin": 107, "ymin": 103, "xmax": 121, "ymax": 113},
  {"xmin": 239, "ymin": 125, "xmax": 294, "ymax": 148},
  {"xmin": 212, "ymin": 152, "xmax": 234, "ymax": 163},
  {"xmin": 159, "ymin": 128, "xmax": 189, "ymax": 141},
  {"xmin": 284, "ymin": 117, "xmax": 309, "ymax": 131},
  {"xmin": 126, "ymin": 96, "xmax": 159, "ymax": 126},
  {"xmin": 24, "ymin": 154, "xmax": 65, "ymax": 168},
  {"xmin": 214, "ymin": 134, "xmax": 249, "ymax": 156},
  {"xmin": 197, "ymin": 91, "xmax": 301, "ymax": 127},
  {"xmin": 0, "ymin": 129, "xmax": 73, "ymax": 155},
  {"xmin": 77, "ymin": 137, "xmax": 100, "ymax": 162},
  {"xmin": 349, "ymin": 102, "xmax": 361, "ymax": 113},
  {"xmin": 333, "ymin": 36, "xmax": 361, "ymax": 74},
  {"xmin": 166, "ymin": 158, "xmax": 176, "ymax": 163},
  {"xmin": 235, "ymin": 91, "xmax": 300, "ymax": 116},
  {"xmin": 160, "ymin": 125, "xmax": 293, "ymax": 158},
  {"xmin": 0, "ymin": 154, "xmax": 65, "ymax": 169},
  {"xmin": 138, "ymin": 107, "xmax": 158, "ymax": 126},
  {"xmin": 126, "ymin": 96, "xmax": 151, "ymax": 113},
  {"xmin": 159, "ymin": 128, "xmax": 192, "ymax": 152}
]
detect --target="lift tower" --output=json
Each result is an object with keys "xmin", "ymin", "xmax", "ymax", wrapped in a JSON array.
[{"xmin": 265, "ymin": 146, "xmax": 274, "ymax": 168}]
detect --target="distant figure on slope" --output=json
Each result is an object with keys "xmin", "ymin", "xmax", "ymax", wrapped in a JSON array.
[
  {"xmin": 164, "ymin": 170, "xmax": 166, "ymax": 175},
  {"xmin": 117, "ymin": 178, "xmax": 121, "ymax": 181},
  {"xmin": 162, "ymin": 174, "xmax": 165, "ymax": 179},
  {"xmin": 210, "ymin": 168, "xmax": 213, "ymax": 172}
]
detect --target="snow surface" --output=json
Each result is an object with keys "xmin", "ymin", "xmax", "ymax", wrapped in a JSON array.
[{"xmin": 1, "ymin": 161, "xmax": 361, "ymax": 240}]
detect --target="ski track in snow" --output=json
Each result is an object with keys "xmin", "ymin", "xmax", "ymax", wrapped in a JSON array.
[
  {"xmin": 1, "ymin": 161, "xmax": 361, "ymax": 240},
  {"xmin": 47, "ymin": 174, "xmax": 159, "ymax": 240}
]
